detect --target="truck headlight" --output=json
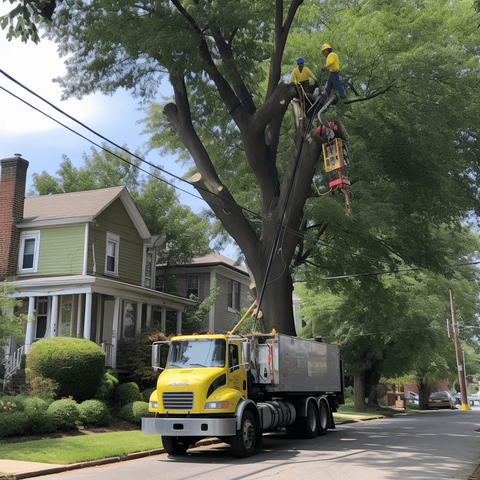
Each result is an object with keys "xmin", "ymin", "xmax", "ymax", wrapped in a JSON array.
[
  {"xmin": 149, "ymin": 401, "xmax": 158, "ymax": 409},
  {"xmin": 204, "ymin": 401, "xmax": 229, "ymax": 410}
]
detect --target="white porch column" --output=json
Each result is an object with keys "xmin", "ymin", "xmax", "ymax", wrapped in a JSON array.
[
  {"xmin": 83, "ymin": 292, "xmax": 92, "ymax": 340},
  {"xmin": 136, "ymin": 303, "xmax": 142, "ymax": 335},
  {"xmin": 161, "ymin": 307, "xmax": 167, "ymax": 333},
  {"xmin": 111, "ymin": 296, "xmax": 121, "ymax": 369},
  {"xmin": 25, "ymin": 296, "xmax": 35, "ymax": 353},
  {"xmin": 176, "ymin": 310, "xmax": 182, "ymax": 335},
  {"xmin": 146, "ymin": 304, "xmax": 152, "ymax": 327},
  {"xmin": 49, "ymin": 295, "xmax": 59, "ymax": 337},
  {"xmin": 76, "ymin": 294, "xmax": 84, "ymax": 337}
]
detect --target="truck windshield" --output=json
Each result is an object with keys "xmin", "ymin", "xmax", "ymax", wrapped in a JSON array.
[{"xmin": 166, "ymin": 339, "xmax": 226, "ymax": 369}]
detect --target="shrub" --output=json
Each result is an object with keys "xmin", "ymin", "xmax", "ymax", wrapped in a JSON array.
[
  {"xmin": 116, "ymin": 382, "xmax": 142, "ymax": 408},
  {"xmin": 26, "ymin": 409, "xmax": 53, "ymax": 435},
  {"xmin": 344, "ymin": 386, "xmax": 354, "ymax": 402},
  {"xmin": 47, "ymin": 398, "xmax": 81, "ymax": 431},
  {"xmin": 27, "ymin": 376, "xmax": 59, "ymax": 400},
  {"xmin": 23, "ymin": 396, "xmax": 51, "ymax": 413},
  {"xmin": 117, "ymin": 328, "xmax": 167, "ymax": 389},
  {"xmin": 0, "ymin": 394, "xmax": 26, "ymax": 413},
  {"xmin": 118, "ymin": 401, "xmax": 153, "ymax": 424},
  {"xmin": 96, "ymin": 370, "xmax": 119, "ymax": 402},
  {"xmin": 141, "ymin": 387, "xmax": 156, "ymax": 403},
  {"xmin": 26, "ymin": 338, "xmax": 105, "ymax": 401},
  {"xmin": 79, "ymin": 400, "xmax": 110, "ymax": 427},
  {"xmin": 0, "ymin": 411, "xmax": 30, "ymax": 438}
]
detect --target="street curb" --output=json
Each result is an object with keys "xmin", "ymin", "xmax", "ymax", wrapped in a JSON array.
[{"xmin": 1, "ymin": 439, "xmax": 221, "ymax": 480}]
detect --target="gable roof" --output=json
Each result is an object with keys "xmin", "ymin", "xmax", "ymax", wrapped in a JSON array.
[
  {"xmin": 17, "ymin": 186, "xmax": 150, "ymax": 239},
  {"xmin": 178, "ymin": 252, "xmax": 249, "ymax": 277}
]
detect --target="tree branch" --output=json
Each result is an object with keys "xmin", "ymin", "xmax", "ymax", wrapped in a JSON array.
[
  {"xmin": 343, "ymin": 86, "xmax": 393, "ymax": 104},
  {"xmin": 170, "ymin": 0, "xmax": 249, "ymax": 126}
]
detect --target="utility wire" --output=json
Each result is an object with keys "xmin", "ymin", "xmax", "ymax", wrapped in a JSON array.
[
  {"xmin": 0, "ymin": 69, "xmax": 395, "ymax": 268},
  {"xmin": 1, "ymin": 70, "xmax": 478, "ymax": 283}
]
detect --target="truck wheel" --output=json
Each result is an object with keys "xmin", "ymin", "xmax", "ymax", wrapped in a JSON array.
[
  {"xmin": 300, "ymin": 401, "xmax": 318, "ymax": 439},
  {"xmin": 162, "ymin": 436, "xmax": 191, "ymax": 455},
  {"xmin": 230, "ymin": 410, "xmax": 257, "ymax": 458},
  {"xmin": 317, "ymin": 402, "xmax": 329, "ymax": 436}
]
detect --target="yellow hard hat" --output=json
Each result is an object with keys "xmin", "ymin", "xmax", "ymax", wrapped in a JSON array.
[{"xmin": 321, "ymin": 43, "xmax": 331, "ymax": 51}]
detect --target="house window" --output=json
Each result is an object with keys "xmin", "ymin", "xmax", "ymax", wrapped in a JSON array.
[
  {"xmin": 18, "ymin": 231, "xmax": 40, "ymax": 273},
  {"xmin": 35, "ymin": 297, "xmax": 48, "ymax": 339},
  {"xmin": 105, "ymin": 232, "xmax": 120, "ymax": 275},
  {"xmin": 228, "ymin": 280, "xmax": 240, "ymax": 311},
  {"xmin": 187, "ymin": 275, "xmax": 199, "ymax": 298}
]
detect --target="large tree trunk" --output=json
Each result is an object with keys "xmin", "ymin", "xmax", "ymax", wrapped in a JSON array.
[
  {"xmin": 365, "ymin": 364, "xmax": 382, "ymax": 409},
  {"xmin": 418, "ymin": 380, "xmax": 431, "ymax": 411},
  {"xmin": 353, "ymin": 372, "xmax": 366, "ymax": 412},
  {"xmin": 162, "ymin": 5, "xmax": 331, "ymax": 336}
]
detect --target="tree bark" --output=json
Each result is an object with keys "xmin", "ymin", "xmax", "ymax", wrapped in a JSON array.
[{"xmin": 354, "ymin": 371, "xmax": 367, "ymax": 412}]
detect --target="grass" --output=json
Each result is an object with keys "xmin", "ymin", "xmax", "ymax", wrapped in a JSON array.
[
  {"xmin": 333, "ymin": 402, "xmax": 400, "ymax": 422},
  {"xmin": 0, "ymin": 432, "xmax": 163, "ymax": 465}
]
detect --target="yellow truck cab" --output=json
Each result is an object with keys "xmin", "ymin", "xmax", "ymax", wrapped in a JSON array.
[{"xmin": 142, "ymin": 332, "xmax": 344, "ymax": 458}]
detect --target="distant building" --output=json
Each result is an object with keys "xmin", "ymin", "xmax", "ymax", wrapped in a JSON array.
[{"xmin": 169, "ymin": 252, "xmax": 251, "ymax": 333}]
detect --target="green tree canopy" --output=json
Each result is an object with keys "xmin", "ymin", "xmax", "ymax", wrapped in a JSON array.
[
  {"xmin": 296, "ymin": 226, "xmax": 480, "ymax": 411},
  {"xmin": 2, "ymin": 0, "xmax": 480, "ymax": 336},
  {"xmin": 0, "ymin": 281, "xmax": 29, "ymax": 346}
]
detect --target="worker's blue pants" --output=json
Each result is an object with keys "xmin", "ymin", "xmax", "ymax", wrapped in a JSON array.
[{"xmin": 325, "ymin": 71, "xmax": 346, "ymax": 99}]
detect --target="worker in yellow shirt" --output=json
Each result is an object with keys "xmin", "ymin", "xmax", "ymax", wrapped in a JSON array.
[
  {"xmin": 289, "ymin": 57, "xmax": 316, "ymax": 94},
  {"xmin": 321, "ymin": 44, "xmax": 347, "ymax": 100}
]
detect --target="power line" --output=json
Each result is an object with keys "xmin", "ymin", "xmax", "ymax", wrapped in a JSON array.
[
  {"xmin": 1, "ymin": 70, "xmax": 478, "ymax": 282},
  {"xmin": 1, "ymin": 69, "xmax": 391, "ymax": 266}
]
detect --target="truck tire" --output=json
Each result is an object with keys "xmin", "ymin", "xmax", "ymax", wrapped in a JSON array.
[
  {"xmin": 162, "ymin": 436, "xmax": 191, "ymax": 455},
  {"xmin": 300, "ymin": 401, "xmax": 318, "ymax": 439},
  {"xmin": 230, "ymin": 410, "xmax": 257, "ymax": 458},
  {"xmin": 317, "ymin": 401, "xmax": 329, "ymax": 436}
]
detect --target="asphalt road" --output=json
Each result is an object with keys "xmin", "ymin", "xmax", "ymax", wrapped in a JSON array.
[{"xmin": 41, "ymin": 409, "xmax": 480, "ymax": 480}]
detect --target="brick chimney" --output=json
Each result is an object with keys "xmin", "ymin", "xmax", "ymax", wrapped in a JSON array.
[{"xmin": 0, "ymin": 155, "xmax": 29, "ymax": 281}]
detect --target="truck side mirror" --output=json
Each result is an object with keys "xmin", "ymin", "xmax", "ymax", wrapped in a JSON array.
[
  {"xmin": 241, "ymin": 342, "xmax": 251, "ymax": 372},
  {"xmin": 152, "ymin": 341, "xmax": 170, "ymax": 371}
]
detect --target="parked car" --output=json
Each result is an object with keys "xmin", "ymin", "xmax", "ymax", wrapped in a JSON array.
[
  {"xmin": 468, "ymin": 392, "xmax": 480, "ymax": 406},
  {"xmin": 427, "ymin": 391, "xmax": 456, "ymax": 410},
  {"xmin": 406, "ymin": 391, "xmax": 419, "ymax": 404}
]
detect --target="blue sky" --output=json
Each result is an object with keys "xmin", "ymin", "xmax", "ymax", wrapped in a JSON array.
[
  {"xmin": 0, "ymin": 6, "xmax": 239, "ymax": 258},
  {"xmin": 0, "ymin": 4, "xmax": 209, "ymax": 216}
]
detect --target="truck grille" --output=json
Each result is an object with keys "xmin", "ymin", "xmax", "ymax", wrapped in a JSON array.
[{"xmin": 162, "ymin": 391, "xmax": 194, "ymax": 410}]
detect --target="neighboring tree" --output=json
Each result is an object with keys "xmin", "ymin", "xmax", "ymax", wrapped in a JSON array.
[
  {"xmin": 0, "ymin": 281, "xmax": 29, "ymax": 346},
  {"xmin": 29, "ymin": 147, "xmax": 212, "ymax": 286},
  {"xmin": 297, "ymin": 227, "xmax": 480, "ymax": 411},
  {"xmin": 3, "ymin": 0, "xmax": 480, "ymax": 336}
]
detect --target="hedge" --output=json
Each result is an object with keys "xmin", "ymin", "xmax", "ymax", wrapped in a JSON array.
[
  {"xmin": 79, "ymin": 400, "xmax": 111, "ymax": 427},
  {"xmin": 26, "ymin": 337, "xmax": 105, "ymax": 401},
  {"xmin": 118, "ymin": 401, "xmax": 153, "ymax": 424},
  {"xmin": 47, "ymin": 398, "xmax": 81, "ymax": 431},
  {"xmin": 116, "ymin": 382, "xmax": 142, "ymax": 407}
]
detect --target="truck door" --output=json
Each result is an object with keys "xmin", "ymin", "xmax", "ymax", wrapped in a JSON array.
[{"xmin": 228, "ymin": 341, "xmax": 247, "ymax": 397}]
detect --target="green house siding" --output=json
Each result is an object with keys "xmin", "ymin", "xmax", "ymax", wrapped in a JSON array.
[
  {"xmin": 89, "ymin": 198, "xmax": 144, "ymax": 285},
  {"xmin": 37, "ymin": 225, "xmax": 85, "ymax": 275}
]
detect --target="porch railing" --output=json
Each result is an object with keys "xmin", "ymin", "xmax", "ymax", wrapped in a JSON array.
[
  {"xmin": 3, "ymin": 345, "xmax": 25, "ymax": 381},
  {"xmin": 101, "ymin": 342, "xmax": 114, "ymax": 368}
]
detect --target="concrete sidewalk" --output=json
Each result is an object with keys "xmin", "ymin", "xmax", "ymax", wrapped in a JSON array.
[{"xmin": 0, "ymin": 448, "xmax": 167, "ymax": 479}]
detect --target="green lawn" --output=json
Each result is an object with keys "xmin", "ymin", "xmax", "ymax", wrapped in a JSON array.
[{"xmin": 0, "ymin": 432, "xmax": 163, "ymax": 465}]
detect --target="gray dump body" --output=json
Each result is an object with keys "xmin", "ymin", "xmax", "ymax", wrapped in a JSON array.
[{"xmin": 254, "ymin": 334, "xmax": 342, "ymax": 393}]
